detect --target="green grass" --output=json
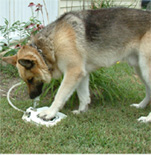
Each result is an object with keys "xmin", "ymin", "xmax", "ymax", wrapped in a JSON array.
[
  {"xmin": 0, "ymin": 62, "xmax": 18, "ymax": 76},
  {"xmin": 0, "ymin": 63, "xmax": 151, "ymax": 153}
]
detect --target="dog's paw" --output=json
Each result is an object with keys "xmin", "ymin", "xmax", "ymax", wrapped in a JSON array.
[
  {"xmin": 137, "ymin": 116, "xmax": 148, "ymax": 123},
  {"xmin": 72, "ymin": 107, "xmax": 88, "ymax": 115},
  {"xmin": 130, "ymin": 103, "xmax": 145, "ymax": 109},
  {"xmin": 72, "ymin": 110, "xmax": 81, "ymax": 115},
  {"xmin": 72, "ymin": 104, "xmax": 89, "ymax": 115},
  {"xmin": 37, "ymin": 108, "xmax": 57, "ymax": 121},
  {"xmin": 138, "ymin": 113, "xmax": 151, "ymax": 123}
]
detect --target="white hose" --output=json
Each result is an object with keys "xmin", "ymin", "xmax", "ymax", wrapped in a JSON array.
[
  {"xmin": 7, "ymin": 82, "xmax": 25, "ymax": 113},
  {"xmin": 7, "ymin": 82, "xmax": 40, "ymax": 113},
  {"xmin": 7, "ymin": 82, "xmax": 67, "ymax": 126}
]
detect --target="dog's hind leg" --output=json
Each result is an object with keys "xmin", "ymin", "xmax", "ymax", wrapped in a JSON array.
[
  {"xmin": 131, "ymin": 65, "xmax": 151, "ymax": 108},
  {"xmin": 72, "ymin": 74, "xmax": 91, "ymax": 114},
  {"xmin": 131, "ymin": 31, "xmax": 151, "ymax": 109}
]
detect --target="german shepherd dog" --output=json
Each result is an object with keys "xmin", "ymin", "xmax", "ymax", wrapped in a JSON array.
[{"xmin": 3, "ymin": 8, "xmax": 151, "ymax": 122}]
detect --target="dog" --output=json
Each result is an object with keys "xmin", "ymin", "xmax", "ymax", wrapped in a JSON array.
[{"xmin": 3, "ymin": 8, "xmax": 151, "ymax": 122}]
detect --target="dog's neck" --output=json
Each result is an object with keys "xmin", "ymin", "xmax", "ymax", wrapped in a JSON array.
[
  {"xmin": 30, "ymin": 43, "xmax": 49, "ymax": 68},
  {"xmin": 29, "ymin": 43, "xmax": 62, "ymax": 79}
]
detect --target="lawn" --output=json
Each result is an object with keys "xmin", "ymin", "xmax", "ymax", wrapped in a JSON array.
[{"xmin": 0, "ymin": 62, "xmax": 151, "ymax": 154}]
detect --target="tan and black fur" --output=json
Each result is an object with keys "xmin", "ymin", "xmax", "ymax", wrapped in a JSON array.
[{"xmin": 3, "ymin": 8, "xmax": 151, "ymax": 121}]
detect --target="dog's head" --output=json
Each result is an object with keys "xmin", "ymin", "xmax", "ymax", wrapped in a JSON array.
[{"xmin": 3, "ymin": 45, "xmax": 51, "ymax": 99}]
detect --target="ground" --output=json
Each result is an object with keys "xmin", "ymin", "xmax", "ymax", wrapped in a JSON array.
[
  {"xmin": 0, "ymin": 62, "xmax": 151, "ymax": 154},
  {"xmin": 0, "ymin": 71, "xmax": 20, "ymax": 98}
]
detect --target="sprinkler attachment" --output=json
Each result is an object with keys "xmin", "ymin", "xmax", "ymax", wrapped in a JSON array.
[
  {"xmin": 7, "ymin": 82, "xmax": 67, "ymax": 127},
  {"xmin": 22, "ymin": 106, "xmax": 67, "ymax": 127}
]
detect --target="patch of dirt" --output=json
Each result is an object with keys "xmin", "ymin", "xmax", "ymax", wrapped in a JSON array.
[{"xmin": 0, "ymin": 72, "xmax": 20, "ymax": 97}]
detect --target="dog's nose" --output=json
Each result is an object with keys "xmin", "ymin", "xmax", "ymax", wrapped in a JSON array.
[
  {"xmin": 29, "ymin": 83, "xmax": 43, "ymax": 99},
  {"xmin": 29, "ymin": 89, "xmax": 43, "ymax": 99},
  {"xmin": 30, "ymin": 91, "xmax": 41, "ymax": 99}
]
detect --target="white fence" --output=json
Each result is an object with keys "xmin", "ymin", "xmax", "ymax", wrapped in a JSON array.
[
  {"xmin": 0, "ymin": 0, "xmax": 59, "ymax": 26},
  {"xmin": 0, "ymin": 0, "xmax": 92, "ymax": 42},
  {"xmin": 0, "ymin": 0, "xmax": 59, "ymax": 42},
  {"xmin": 59, "ymin": 0, "xmax": 92, "ymax": 15}
]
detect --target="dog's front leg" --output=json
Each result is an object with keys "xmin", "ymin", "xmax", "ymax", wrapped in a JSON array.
[{"xmin": 38, "ymin": 67, "xmax": 86, "ymax": 120}]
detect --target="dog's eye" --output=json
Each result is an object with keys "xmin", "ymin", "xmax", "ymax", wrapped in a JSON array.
[{"xmin": 27, "ymin": 78, "xmax": 34, "ymax": 84}]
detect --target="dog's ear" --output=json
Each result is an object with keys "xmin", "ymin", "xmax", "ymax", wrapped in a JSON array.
[
  {"xmin": 2, "ymin": 55, "xmax": 17, "ymax": 66},
  {"xmin": 18, "ymin": 59, "xmax": 35, "ymax": 70}
]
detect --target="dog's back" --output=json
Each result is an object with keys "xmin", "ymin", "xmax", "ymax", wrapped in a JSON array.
[
  {"xmin": 33, "ymin": 8, "xmax": 151, "ymax": 69},
  {"xmin": 56, "ymin": 8, "xmax": 151, "ymax": 53},
  {"xmin": 84, "ymin": 8, "xmax": 151, "ymax": 43},
  {"xmin": 57, "ymin": 8, "xmax": 151, "ymax": 47}
]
